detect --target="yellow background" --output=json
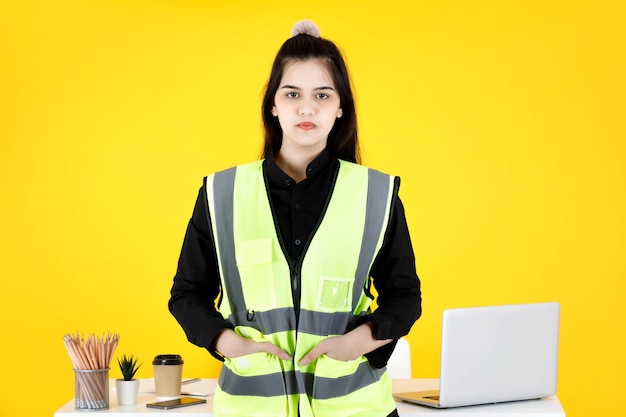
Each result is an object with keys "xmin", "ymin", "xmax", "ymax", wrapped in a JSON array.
[{"xmin": 1, "ymin": 1, "xmax": 624, "ymax": 416}]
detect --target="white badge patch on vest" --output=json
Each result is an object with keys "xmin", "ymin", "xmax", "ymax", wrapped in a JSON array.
[
  {"xmin": 316, "ymin": 276, "xmax": 354, "ymax": 312},
  {"xmin": 235, "ymin": 356, "xmax": 250, "ymax": 368}
]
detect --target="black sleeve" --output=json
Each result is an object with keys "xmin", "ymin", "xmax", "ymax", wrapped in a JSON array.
[
  {"xmin": 168, "ymin": 183, "xmax": 232, "ymax": 361},
  {"xmin": 355, "ymin": 191, "xmax": 422, "ymax": 368}
]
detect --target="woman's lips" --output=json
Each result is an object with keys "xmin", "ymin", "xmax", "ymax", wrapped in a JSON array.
[{"xmin": 297, "ymin": 122, "xmax": 315, "ymax": 130}]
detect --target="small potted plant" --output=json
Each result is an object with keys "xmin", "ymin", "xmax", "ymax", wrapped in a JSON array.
[{"xmin": 115, "ymin": 354, "xmax": 142, "ymax": 405}]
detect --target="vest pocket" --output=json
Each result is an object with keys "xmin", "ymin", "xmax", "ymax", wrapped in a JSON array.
[
  {"xmin": 228, "ymin": 326, "xmax": 286, "ymax": 376},
  {"xmin": 316, "ymin": 275, "xmax": 354, "ymax": 312},
  {"xmin": 236, "ymin": 238, "xmax": 276, "ymax": 310},
  {"xmin": 217, "ymin": 326, "xmax": 288, "ymax": 416},
  {"xmin": 311, "ymin": 355, "xmax": 383, "ymax": 416}
]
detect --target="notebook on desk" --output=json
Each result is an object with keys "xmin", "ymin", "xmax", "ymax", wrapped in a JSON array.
[{"xmin": 394, "ymin": 302, "xmax": 560, "ymax": 409}]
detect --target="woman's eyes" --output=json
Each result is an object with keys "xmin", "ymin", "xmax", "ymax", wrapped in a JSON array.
[{"xmin": 285, "ymin": 92, "xmax": 330, "ymax": 99}]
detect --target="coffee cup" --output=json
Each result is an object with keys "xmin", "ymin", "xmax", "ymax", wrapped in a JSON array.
[{"xmin": 152, "ymin": 354, "xmax": 184, "ymax": 399}]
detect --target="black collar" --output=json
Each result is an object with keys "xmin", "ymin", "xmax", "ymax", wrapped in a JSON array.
[{"xmin": 264, "ymin": 149, "xmax": 333, "ymax": 189}]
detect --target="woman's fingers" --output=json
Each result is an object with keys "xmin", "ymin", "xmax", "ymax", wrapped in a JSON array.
[{"xmin": 257, "ymin": 341, "xmax": 292, "ymax": 360}]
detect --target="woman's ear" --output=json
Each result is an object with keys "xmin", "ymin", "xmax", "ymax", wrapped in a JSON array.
[
  {"xmin": 271, "ymin": 106, "xmax": 278, "ymax": 117},
  {"xmin": 337, "ymin": 108, "xmax": 343, "ymax": 118}
]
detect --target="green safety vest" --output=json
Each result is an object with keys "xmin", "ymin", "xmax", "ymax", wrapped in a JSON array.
[{"xmin": 205, "ymin": 159, "xmax": 399, "ymax": 417}]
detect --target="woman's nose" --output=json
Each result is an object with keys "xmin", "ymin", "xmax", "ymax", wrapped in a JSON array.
[{"xmin": 298, "ymin": 100, "xmax": 315, "ymax": 116}]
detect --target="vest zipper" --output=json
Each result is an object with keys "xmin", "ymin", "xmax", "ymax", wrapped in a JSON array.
[
  {"xmin": 263, "ymin": 161, "xmax": 340, "ymax": 325},
  {"xmin": 292, "ymin": 263, "xmax": 300, "ymax": 324}
]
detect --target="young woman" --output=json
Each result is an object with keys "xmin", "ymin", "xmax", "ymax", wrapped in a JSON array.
[{"xmin": 169, "ymin": 20, "xmax": 422, "ymax": 417}]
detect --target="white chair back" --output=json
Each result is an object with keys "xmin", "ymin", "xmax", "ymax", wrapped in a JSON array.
[{"xmin": 386, "ymin": 337, "xmax": 412, "ymax": 378}]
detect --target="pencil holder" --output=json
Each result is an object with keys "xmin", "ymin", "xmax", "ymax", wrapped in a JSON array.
[{"xmin": 74, "ymin": 368, "xmax": 110, "ymax": 410}]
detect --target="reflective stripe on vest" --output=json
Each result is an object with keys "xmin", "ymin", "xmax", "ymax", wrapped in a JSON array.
[{"xmin": 205, "ymin": 160, "xmax": 399, "ymax": 417}]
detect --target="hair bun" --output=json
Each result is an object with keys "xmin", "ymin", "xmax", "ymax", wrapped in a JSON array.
[{"xmin": 291, "ymin": 20, "xmax": 321, "ymax": 38}]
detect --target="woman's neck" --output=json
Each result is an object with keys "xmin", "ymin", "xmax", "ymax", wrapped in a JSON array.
[{"xmin": 274, "ymin": 146, "xmax": 322, "ymax": 183}]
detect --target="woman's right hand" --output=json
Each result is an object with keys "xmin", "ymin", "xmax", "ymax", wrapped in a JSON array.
[{"xmin": 214, "ymin": 328, "xmax": 292, "ymax": 360}]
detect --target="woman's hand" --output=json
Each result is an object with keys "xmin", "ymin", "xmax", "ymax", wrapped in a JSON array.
[
  {"xmin": 298, "ymin": 321, "xmax": 392, "ymax": 366},
  {"xmin": 214, "ymin": 329, "xmax": 292, "ymax": 360}
]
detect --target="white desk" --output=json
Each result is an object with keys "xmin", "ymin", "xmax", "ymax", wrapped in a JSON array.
[{"xmin": 54, "ymin": 378, "xmax": 565, "ymax": 416}]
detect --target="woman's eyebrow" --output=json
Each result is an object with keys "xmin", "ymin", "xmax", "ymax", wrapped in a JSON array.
[
  {"xmin": 279, "ymin": 84, "xmax": 335, "ymax": 91},
  {"xmin": 279, "ymin": 85, "xmax": 300, "ymax": 90}
]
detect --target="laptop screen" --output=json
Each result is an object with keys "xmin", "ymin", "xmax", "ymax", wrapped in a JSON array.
[{"xmin": 437, "ymin": 302, "xmax": 560, "ymax": 408}]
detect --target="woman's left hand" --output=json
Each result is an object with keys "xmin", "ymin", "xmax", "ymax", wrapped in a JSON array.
[{"xmin": 298, "ymin": 321, "xmax": 392, "ymax": 366}]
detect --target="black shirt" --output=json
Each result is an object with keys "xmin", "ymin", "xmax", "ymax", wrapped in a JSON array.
[{"xmin": 169, "ymin": 150, "xmax": 422, "ymax": 367}]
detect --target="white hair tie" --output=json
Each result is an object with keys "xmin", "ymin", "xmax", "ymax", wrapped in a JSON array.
[{"xmin": 290, "ymin": 20, "xmax": 321, "ymax": 38}]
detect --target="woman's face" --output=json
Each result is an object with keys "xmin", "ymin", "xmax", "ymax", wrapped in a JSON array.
[{"xmin": 271, "ymin": 59, "xmax": 343, "ymax": 157}]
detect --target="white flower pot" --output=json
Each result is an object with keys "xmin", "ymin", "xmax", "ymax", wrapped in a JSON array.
[{"xmin": 115, "ymin": 378, "xmax": 140, "ymax": 405}]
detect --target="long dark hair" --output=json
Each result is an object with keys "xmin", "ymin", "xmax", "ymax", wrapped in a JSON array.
[{"xmin": 261, "ymin": 33, "xmax": 360, "ymax": 163}]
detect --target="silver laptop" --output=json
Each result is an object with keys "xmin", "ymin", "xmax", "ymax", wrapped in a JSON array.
[{"xmin": 394, "ymin": 302, "xmax": 560, "ymax": 408}]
